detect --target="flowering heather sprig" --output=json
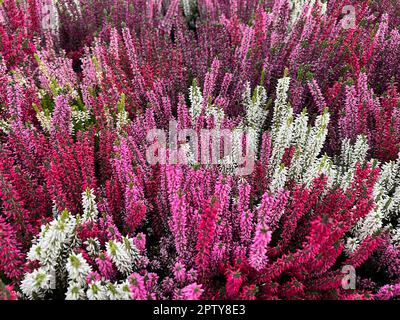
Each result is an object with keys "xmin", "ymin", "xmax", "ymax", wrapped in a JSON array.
[
  {"xmin": 375, "ymin": 283, "xmax": 400, "ymax": 300},
  {"xmin": 179, "ymin": 283, "xmax": 204, "ymax": 300},
  {"xmin": 96, "ymin": 252, "xmax": 117, "ymax": 280},
  {"xmin": 20, "ymin": 268, "xmax": 54, "ymax": 299},
  {"xmin": 173, "ymin": 261, "xmax": 187, "ymax": 284},
  {"xmin": 106, "ymin": 237, "xmax": 140, "ymax": 276},
  {"xmin": 225, "ymin": 266, "xmax": 244, "ymax": 299},
  {"xmin": 128, "ymin": 273, "xmax": 147, "ymax": 300},
  {"xmin": 195, "ymin": 199, "xmax": 220, "ymax": 278},
  {"xmin": 166, "ymin": 165, "xmax": 188, "ymax": 259},
  {"xmin": 0, "ymin": 282, "xmax": 18, "ymax": 300},
  {"xmin": 249, "ymin": 222, "xmax": 272, "ymax": 272},
  {"xmin": 124, "ymin": 182, "xmax": 147, "ymax": 234},
  {"xmin": 65, "ymin": 252, "xmax": 93, "ymax": 298},
  {"xmin": 0, "ymin": 216, "xmax": 24, "ymax": 280},
  {"xmin": 238, "ymin": 181, "xmax": 253, "ymax": 246}
]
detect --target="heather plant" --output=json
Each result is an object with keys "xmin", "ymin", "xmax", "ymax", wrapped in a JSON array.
[{"xmin": 0, "ymin": 0, "xmax": 399, "ymax": 300}]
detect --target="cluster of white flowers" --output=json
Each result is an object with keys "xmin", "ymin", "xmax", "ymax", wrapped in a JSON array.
[
  {"xmin": 85, "ymin": 238, "xmax": 101, "ymax": 258},
  {"xmin": 20, "ymin": 269, "xmax": 55, "ymax": 299},
  {"xmin": 28, "ymin": 209, "xmax": 76, "ymax": 267},
  {"xmin": 289, "ymin": 109, "xmax": 331, "ymax": 186},
  {"xmin": 66, "ymin": 253, "xmax": 92, "ymax": 285},
  {"xmin": 106, "ymin": 237, "xmax": 140, "ymax": 276},
  {"xmin": 243, "ymin": 83, "xmax": 268, "ymax": 135},
  {"xmin": 182, "ymin": 0, "xmax": 196, "ymax": 17},
  {"xmin": 269, "ymin": 164, "xmax": 288, "ymax": 193},
  {"xmin": 65, "ymin": 282, "xmax": 86, "ymax": 300},
  {"xmin": 189, "ymin": 79, "xmax": 227, "ymax": 126},
  {"xmin": 189, "ymin": 79, "xmax": 204, "ymax": 121},
  {"xmin": 86, "ymin": 281, "xmax": 108, "ymax": 300},
  {"xmin": 116, "ymin": 93, "xmax": 130, "ymax": 132},
  {"xmin": 103, "ymin": 280, "xmax": 132, "ymax": 300},
  {"xmin": 179, "ymin": 142, "xmax": 197, "ymax": 166},
  {"xmin": 21, "ymin": 188, "xmax": 143, "ymax": 300},
  {"xmin": 82, "ymin": 188, "xmax": 99, "ymax": 222},
  {"xmin": 334, "ymin": 135, "xmax": 369, "ymax": 190},
  {"xmin": 22, "ymin": 209, "xmax": 77, "ymax": 298},
  {"xmin": 0, "ymin": 119, "xmax": 10, "ymax": 134},
  {"xmin": 71, "ymin": 108, "xmax": 91, "ymax": 131},
  {"xmin": 67, "ymin": 248, "xmax": 137, "ymax": 300},
  {"xmin": 205, "ymin": 104, "xmax": 225, "ymax": 128},
  {"xmin": 65, "ymin": 277, "xmax": 132, "ymax": 300},
  {"xmin": 65, "ymin": 252, "xmax": 93, "ymax": 299},
  {"xmin": 373, "ymin": 155, "xmax": 400, "ymax": 221},
  {"xmin": 219, "ymin": 84, "xmax": 268, "ymax": 175},
  {"xmin": 269, "ymin": 76, "xmax": 293, "ymax": 176},
  {"xmin": 346, "ymin": 154, "xmax": 400, "ymax": 252},
  {"xmin": 267, "ymin": 76, "xmax": 331, "ymax": 190}
]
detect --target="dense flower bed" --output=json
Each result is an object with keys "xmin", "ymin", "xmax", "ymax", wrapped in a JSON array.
[{"xmin": 0, "ymin": 0, "xmax": 399, "ymax": 300}]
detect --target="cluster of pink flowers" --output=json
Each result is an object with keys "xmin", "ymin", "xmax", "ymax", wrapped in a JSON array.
[{"xmin": 0, "ymin": 0, "xmax": 399, "ymax": 300}]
